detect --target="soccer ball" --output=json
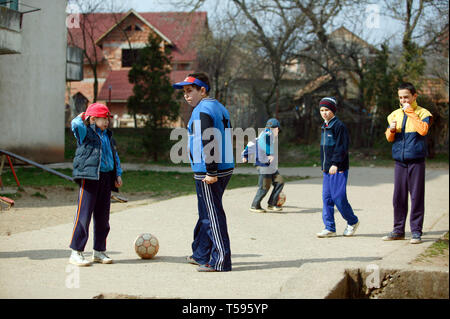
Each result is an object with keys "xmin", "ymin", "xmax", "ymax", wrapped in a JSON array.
[
  {"xmin": 134, "ymin": 233, "xmax": 159, "ymax": 259},
  {"xmin": 277, "ymin": 192, "xmax": 286, "ymax": 206}
]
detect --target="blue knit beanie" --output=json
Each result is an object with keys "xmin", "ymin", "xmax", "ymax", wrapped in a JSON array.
[{"xmin": 319, "ymin": 97, "xmax": 337, "ymax": 113}]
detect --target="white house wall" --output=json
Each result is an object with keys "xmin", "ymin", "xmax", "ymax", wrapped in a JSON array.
[{"xmin": 0, "ymin": 0, "xmax": 67, "ymax": 163}]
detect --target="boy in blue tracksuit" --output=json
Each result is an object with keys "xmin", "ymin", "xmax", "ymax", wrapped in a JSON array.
[
  {"xmin": 69, "ymin": 103, "xmax": 123, "ymax": 266},
  {"xmin": 317, "ymin": 97, "xmax": 359, "ymax": 238},
  {"xmin": 242, "ymin": 118, "xmax": 284, "ymax": 213},
  {"xmin": 173, "ymin": 72, "xmax": 234, "ymax": 272}
]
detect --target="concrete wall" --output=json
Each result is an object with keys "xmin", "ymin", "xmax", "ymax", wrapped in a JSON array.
[
  {"xmin": 0, "ymin": 6, "xmax": 22, "ymax": 54},
  {"xmin": 0, "ymin": 0, "xmax": 67, "ymax": 163}
]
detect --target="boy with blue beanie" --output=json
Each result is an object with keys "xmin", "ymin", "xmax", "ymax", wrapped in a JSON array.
[{"xmin": 317, "ymin": 97, "xmax": 360, "ymax": 238}]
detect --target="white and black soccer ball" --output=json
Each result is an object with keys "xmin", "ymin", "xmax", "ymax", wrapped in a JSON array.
[{"xmin": 134, "ymin": 233, "xmax": 159, "ymax": 259}]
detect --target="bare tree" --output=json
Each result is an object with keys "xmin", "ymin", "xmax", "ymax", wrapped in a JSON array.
[
  {"xmin": 169, "ymin": 0, "xmax": 308, "ymax": 118},
  {"xmin": 166, "ymin": 0, "xmax": 447, "ymax": 146},
  {"xmin": 381, "ymin": 0, "xmax": 449, "ymax": 80},
  {"xmin": 195, "ymin": 15, "xmax": 240, "ymax": 101},
  {"xmin": 230, "ymin": 0, "xmax": 310, "ymax": 117},
  {"xmin": 67, "ymin": 0, "xmax": 127, "ymax": 102}
]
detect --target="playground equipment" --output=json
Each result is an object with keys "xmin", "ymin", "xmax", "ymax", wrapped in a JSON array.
[
  {"xmin": 0, "ymin": 149, "xmax": 75, "ymax": 210},
  {"xmin": 0, "ymin": 149, "xmax": 74, "ymax": 189},
  {"xmin": 0, "ymin": 149, "xmax": 127, "ymax": 207}
]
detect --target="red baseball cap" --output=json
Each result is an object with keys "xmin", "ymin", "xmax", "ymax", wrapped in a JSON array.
[{"xmin": 83, "ymin": 103, "xmax": 113, "ymax": 119}]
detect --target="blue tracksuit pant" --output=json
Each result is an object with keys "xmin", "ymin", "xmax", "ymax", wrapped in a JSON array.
[
  {"xmin": 322, "ymin": 170, "xmax": 358, "ymax": 232},
  {"xmin": 191, "ymin": 174, "xmax": 232, "ymax": 271},
  {"xmin": 70, "ymin": 172, "xmax": 112, "ymax": 252}
]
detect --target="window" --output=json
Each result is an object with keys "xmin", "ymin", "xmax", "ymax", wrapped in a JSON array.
[
  {"xmin": 124, "ymin": 24, "xmax": 142, "ymax": 31},
  {"xmin": 122, "ymin": 49, "xmax": 141, "ymax": 67},
  {"xmin": 174, "ymin": 63, "xmax": 192, "ymax": 71},
  {"xmin": 0, "ymin": 0, "xmax": 18, "ymax": 10}
]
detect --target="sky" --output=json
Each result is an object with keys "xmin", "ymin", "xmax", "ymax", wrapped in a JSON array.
[
  {"xmin": 124, "ymin": 0, "xmax": 176, "ymax": 11},
  {"xmin": 116, "ymin": 0, "xmax": 405, "ymax": 46}
]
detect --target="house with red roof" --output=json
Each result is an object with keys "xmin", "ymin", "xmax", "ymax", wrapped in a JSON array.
[{"xmin": 66, "ymin": 10, "xmax": 208, "ymax": 127}]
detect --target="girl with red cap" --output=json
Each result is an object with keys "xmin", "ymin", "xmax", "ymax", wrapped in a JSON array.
[{"xmin": 69, "ymin": 103, "xmax": 123, "ymax": 266}]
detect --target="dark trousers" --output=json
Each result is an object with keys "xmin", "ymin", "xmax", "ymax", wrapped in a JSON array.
[
  {"xmin": 70, "ymin": 172, "xmax": 112, "ymax": 252},
  {"xmin": 251, "ymin": 171, "xmax": 284, "ymax": 208},
  {"xmin": 393, "ymin": 161, "xmax": 425, "ymax": 236},
  {"xmin": 192, "ymin": 174, "xmax": 232, "ymax": 271}
]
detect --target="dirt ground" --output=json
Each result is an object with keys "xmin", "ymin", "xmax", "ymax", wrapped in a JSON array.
[
  {"xmin": 0, "ymin": 185, "xmax": 448, "ymax": 268},
  {"xmin": 0, "ymin": 186, "xmax": 163, "ymax": 236},
  {"xmin": 409, "ymin": 250, "xmax": 449, "ymax": 268}
]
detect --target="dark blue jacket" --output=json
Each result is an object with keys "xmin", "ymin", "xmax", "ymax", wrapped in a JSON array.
[
  {"xmin": 320, "ymin": 117, "xmax": 350, "ymax": 172},
  {"xmin": 72, "ymin": 123, "xmax": 120, "ymax": 192},
  {"xmin": 387, "ymin": 104, "xmax": 432, "ymax": 163}
]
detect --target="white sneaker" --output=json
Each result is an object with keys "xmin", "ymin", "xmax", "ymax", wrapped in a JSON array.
[
  {"xmin": 343, "ymin": 221, "xmax": 360, "ymax": 237},
  {"xmin": 92, "ymin": 250, "xmax": 113, "ymax": 264},
  {"xmin": 316, "ymin": 229, "xmax": 337, "ymax": 238},
  {"xmin": 69, "ymin": 250, "xmax": 92, "ymax": 267},
  {"xmin": 249, "ymin": 207, "xmax": 266, "ymax": 213},
  {"xmin": 266, "ymin": 205, "xmax": 282, "ymax": 212}
]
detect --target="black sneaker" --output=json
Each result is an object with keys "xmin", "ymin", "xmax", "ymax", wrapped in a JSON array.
[{"xmin": 382, "ymin": 232, "xmax": 405, "ymax": 241}]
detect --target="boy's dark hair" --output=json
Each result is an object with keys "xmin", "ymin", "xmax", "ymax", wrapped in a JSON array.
[
  {"xmin": 398, "ymin": 82, "xmax": 417, "ymax": 95},
  {"xmin": 188, "ymin": 72, "xmax": 211, "ymax": 93}
]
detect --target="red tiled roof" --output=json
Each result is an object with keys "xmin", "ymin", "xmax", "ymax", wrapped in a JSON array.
[
  {"xmin": 139, "ymin": 12, "xmax": 206, "ymax": 62},
  {"xmin": 98, "ymin": 69, "xmax": 195, "ymax": 101},
  {"xmin": 98, "ymin": 70, "xmax": 133, "ymax": 101},
  {"xmin": 67, "ymin": 11, "xmax": 207, "ymax": 63}
]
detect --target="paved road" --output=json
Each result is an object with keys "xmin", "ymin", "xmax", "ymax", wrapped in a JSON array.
[{"xmin": 0, "ymin": 166, "xmax": 448, "ymax": 299}]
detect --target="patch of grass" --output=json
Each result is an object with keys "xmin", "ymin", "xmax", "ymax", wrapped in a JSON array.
[
  {"xmin": 0, "ymin": 192, "xmax": 22, "ymax": 200},
  {"xmin": 65, "ymin": 128, "xmax": 449, "ymax": 168},
  {"xmin": 1, "ymin": 167, "xmax": 308, "ymax": 198},
  {"xmin": 423, "ymin": 232, "xmax": 449, "ymax": 257},
  {"xmin": 120, "ymin": 171, "xmax": 306, "ymax": 196},
  {"xmin": 31, "ymin": 192, "xmax": 47, "ymax": 199},
  {"xmin": 0, "ymin": 167, "xmax": 74, "ymax": 188},
  {"xmin": 415, "ymin": 232, "xmax": 449, "ymax": 262}
]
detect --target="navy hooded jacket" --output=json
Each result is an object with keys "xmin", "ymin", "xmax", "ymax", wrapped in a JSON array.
[{"xmin": 320, "ymin": 117, "xmax": 350, "ymax": 173}]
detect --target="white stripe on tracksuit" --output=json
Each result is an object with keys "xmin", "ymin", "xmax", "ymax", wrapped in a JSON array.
[{"xmin": 201, "ymin": 181, "xmax": 225, "ymax": 271}]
